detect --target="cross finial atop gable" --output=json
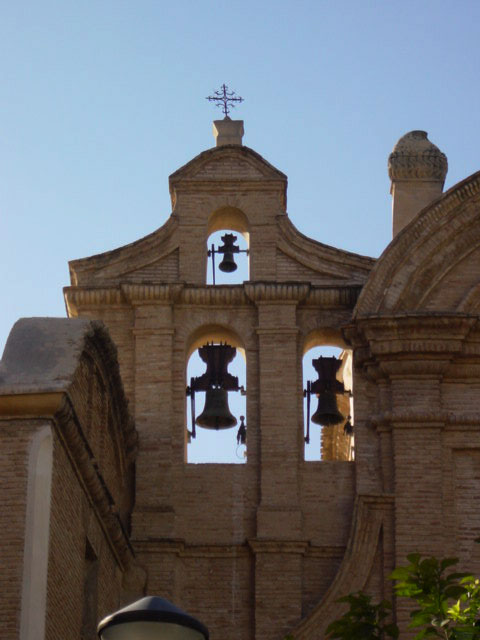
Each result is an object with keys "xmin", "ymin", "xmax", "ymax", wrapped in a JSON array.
[{"xmin": 206, "ymin": 84, "xmax": 244, "ymax": 117}]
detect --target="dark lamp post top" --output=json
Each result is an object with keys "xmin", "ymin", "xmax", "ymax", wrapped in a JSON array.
[{"xmin": 97, "ymin": 596, "xmax": 209, "ymax": 640}]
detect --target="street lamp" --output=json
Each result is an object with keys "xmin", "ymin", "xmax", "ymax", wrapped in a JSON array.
[{"xmin": 97, "ymin": 596, "xmax": 209, "ymax": 640}]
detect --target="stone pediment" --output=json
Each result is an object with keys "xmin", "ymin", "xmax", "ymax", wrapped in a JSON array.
[
  {"xmin": 68, "ymin": 217, "xmax": 178, "ymax": 286},
  {"xmin": 191, "ymin": 155, "xmax": 267, "ymax": 180},
  {"xmin": 169, "ymin": 145, "xmax": 287, "ymax": 187},
  {"xmin": 68, "ymin": 144, "xmax": 374, "ymax": 290},
  {"xmin": 277, "ymin": 217, "xmax": 375, "ymax": 285}
]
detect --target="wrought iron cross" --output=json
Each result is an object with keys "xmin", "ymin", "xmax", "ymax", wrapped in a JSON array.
[{"xmin": 206, "ymin": 84, "xmax": 244, "ymax": 117}]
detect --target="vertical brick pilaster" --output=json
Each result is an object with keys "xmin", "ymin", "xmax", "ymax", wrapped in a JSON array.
[
  {"xmin": 256, "ymin": 303, "xmax": 302, "ymax": 538},
  {"xmin": 253, "ymin": 301, "xmax": 304, "ymax": 640},
  {"xmin": 387, "ymin": 374, "xmax": 446, "ymax": 559},
  {"xmin": 383, "ymin": 368, "xmax": 448, "ymax": 635},
  {"xmin": 131, "ymin": 304, "xmax": 176, "ymax": 539},
  {"xmin": 251, "ymin": 541, "xmax": 306, "ymax": 640}
]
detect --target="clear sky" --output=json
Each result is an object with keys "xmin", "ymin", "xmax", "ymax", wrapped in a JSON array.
[{"xmin": 1, "ymin": 1, "xmax": 479, "ymax": 459}]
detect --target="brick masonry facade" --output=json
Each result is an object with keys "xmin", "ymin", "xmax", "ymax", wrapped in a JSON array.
[{"xmin": 2, "ymin": 132, "xmax": 480, "ymax": 639}]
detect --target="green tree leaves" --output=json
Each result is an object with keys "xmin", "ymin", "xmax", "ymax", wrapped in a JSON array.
[
  {"xmin": 326, "ymin": 593, "xmax": 398, "ymax": 640},
  {"xmin": 326, "ymin": 555, "xmax": 480, "ymax": 640}
]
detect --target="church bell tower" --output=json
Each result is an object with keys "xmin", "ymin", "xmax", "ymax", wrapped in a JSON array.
[{"xmin": 64, "ymin": 105, "xmax": 374, "ymax": 640}]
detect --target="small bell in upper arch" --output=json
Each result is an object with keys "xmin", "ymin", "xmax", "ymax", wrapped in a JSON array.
[{"xmin": 218, "ymin": 233, "xmax": 240, "ymax": 273}]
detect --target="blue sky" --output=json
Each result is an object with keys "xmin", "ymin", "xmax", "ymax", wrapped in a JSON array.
[{"xmin": 1, "ymin": 1, "xmax": 479, "ymax": 459}]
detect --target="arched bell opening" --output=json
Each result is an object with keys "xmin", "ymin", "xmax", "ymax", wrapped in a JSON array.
[
  {"xmin": 206, "ymin": 207, "xmax": 250, "ymax": 285},
  {"xmin": 302, "ymin": 331, "xmax": 354, "ymax": 462},
  {"xmin": 185, "ymin": 325, "xmax": 247, "ymax": 464}
]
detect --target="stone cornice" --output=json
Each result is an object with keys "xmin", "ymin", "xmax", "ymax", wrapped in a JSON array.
[
  {"xmin": 122, "ymin": 283, "xmax": 184, "ymax": 304},
  {"xmin": 133, "ymin": 538, "xmax": 348, "ymax": 559},
  {"xmin": 244, "ymin": 282, "xmax": 310, "ymax": 303},
  {"xmin": 371, "ymin": 411, "xmax": 445, "ymax": 428},
  {"xmin": 171, "ymin": 179, "xmax": 286, "ymax": 191},
  {"xmin": 64, "ymin": 286, "xmax": 126, "ymax": 315},
  {"xmin": 248, "ymin": 539, "xmax": 309, "ymax": 554},
  {"xmin": 304, "ymin": 286, "xmax": 362, "ymax": 307},
  {"xmin": 180, "ymin": 285, "xmax": 248, "ymax": 306},
  {"xmin": 373, "ymin": 411, "xmax": 480, "ymax": 429},
  {"xmin": 65, "ymin": 282, "xmax": 362, "ymax": 312},
  {"xmin": 347, "ymin": 314, "xmax": 478, "ymax": 360},
  {"xmin": 133, "ymin": 538, "xmax": 185, "ymax": 554},
  {"xmin": 305, "ymin": 544, "xmax": 346, "ymax": 558},
  {"xmin": 132, "ymin": 539, "xmax": 251, "ymax": 558},
  {"xmin": 181, "ymin": 544, "xmax": 250, "ymax": 558}
]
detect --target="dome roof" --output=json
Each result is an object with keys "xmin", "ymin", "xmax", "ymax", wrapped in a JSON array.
[{"xmin": 388, "ymin": 130, "xmax": 448, "ymax": 181}]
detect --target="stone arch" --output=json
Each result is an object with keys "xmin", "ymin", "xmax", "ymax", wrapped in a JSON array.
[
  {"xmin": 207, "ymin": 205, "xmax": 250, "ymax": 239},
  {"xmin": 206, "ymin": 207, "xmax": 250, "ymax": 283},
  {"xmin": 302, "ymin": 329, "xmax": 353, "ymax": 462},
  {"xmin": 355, "ymin": 171, "xmax": 480, "ymax": 316},
  {"xmin": 185, "ymin": 322, "xmax": 248, "ymax": 463},
  {"xmin": 186, "ymin": 323, "xmax": 246, "ymax": 360},
  {"xmin": 302, "ymin": 328, "xmax": 348, "ymax": 356}
]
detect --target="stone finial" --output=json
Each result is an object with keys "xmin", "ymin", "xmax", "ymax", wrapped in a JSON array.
[
  {"xmin": 213, "ymin": 117, "xmax": 244, "ymax": 147},
  {"xmin": 389, "ymin": 131, "xmax": 448, "ymax": 237},
  {"xmin": 388, "ymin": 130, "xmax": 448, "ymax": 182}
]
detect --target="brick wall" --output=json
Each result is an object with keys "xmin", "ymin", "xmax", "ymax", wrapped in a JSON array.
[
  {"xmin": 0, "ymin": 420, "xmax": 48, "ymax": 639},
  {"xmin": 46, "ymin": 431, "xmax": 123, "ymax": 640}
]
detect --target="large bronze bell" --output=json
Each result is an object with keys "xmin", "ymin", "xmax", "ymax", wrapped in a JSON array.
[
  {"xmin": 196, "ymin": 388, "xmax": 237, "ymax": 430},
  {"xmin": 219, "ymin": 250, "xmax": 237, "ymax": 273},
  {"xmin": 311, "ymin": 391, "xmax": 344, "ymax": 426},
  {"xmin": 310, "ymin": 356, "xmax": 345, "ymax": 427}
]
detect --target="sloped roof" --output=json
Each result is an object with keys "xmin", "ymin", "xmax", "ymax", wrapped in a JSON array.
[{"xmin": 0, "ymin": 317, "xmax": 123, "ymax": 396}]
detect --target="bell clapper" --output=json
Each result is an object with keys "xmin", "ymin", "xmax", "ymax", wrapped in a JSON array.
[
  {"xmin": 236, "ymin": 416, "xmax": 247, "ymax": 460},
  {"xmin": 236, "ymin": 416, "xmax": 246, "ymax": 444}
]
